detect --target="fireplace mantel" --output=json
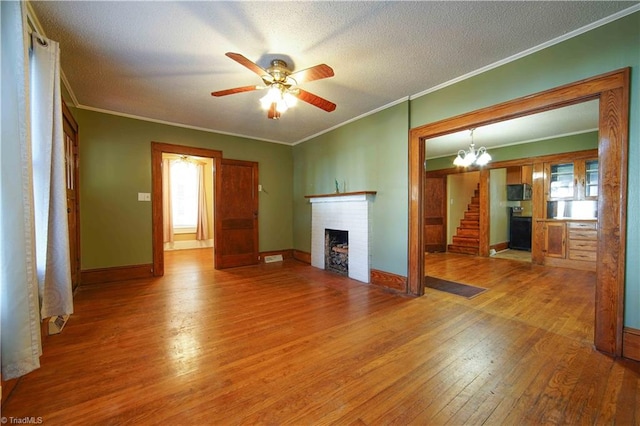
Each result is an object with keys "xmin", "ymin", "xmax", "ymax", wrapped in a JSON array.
[{"xmin": 305, "ymin": 191, "xmax": 377, "ymax": 203}]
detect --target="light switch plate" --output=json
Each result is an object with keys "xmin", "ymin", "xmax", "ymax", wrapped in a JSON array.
[{"xmin": 138, "ymin": 192, "xmax": 151, "ymax": 201}]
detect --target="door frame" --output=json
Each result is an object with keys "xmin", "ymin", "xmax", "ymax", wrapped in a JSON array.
[
  {"xmin": 151, "ymin": 142, "xmax": 222, "ymax": 276},
  {"xmin": 409, "ymin": 68, "xmax": 629, "ymax": 356},
  {"xmin": 62, "ymin": 101, "xmax": 80, "ymax": 289}
]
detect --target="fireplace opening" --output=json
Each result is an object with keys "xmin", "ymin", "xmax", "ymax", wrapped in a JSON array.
[{"xmin": 325, "ymin": 229, "xmax": 348, "ymax": 276}]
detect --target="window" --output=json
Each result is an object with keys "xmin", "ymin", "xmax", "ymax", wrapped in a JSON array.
[{"xmin": 170, "ymin": 160, "xmax": 198, "ymax": 231}]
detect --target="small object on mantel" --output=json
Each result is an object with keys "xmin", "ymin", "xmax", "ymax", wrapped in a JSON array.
[{"xmin": 335, "ymin": 179, "xmax": 340, "ymax": 193}]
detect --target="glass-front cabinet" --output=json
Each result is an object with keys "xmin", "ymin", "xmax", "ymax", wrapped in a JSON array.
[
  {"xmin": 584, "ymin": 160, "xmax": 598, "ymax": 198},
  {"xmin": 549, "ymin": 163, "xmax": 574, "ymax": 199},
  {"xmin": 546, "ymin": 158, "xmax": 598, "ymax": 201},
  {"xmin": 545, "ymin": 158, "xmax": 598, "ymax": 219}
]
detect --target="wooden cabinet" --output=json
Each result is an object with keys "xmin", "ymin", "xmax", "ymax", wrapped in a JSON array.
[
  {"xmin": 544, "ymin": 221, "xmax": 566, "ymax": 258},
  {"xmin": 567, "ymin": 222, "xmax": 597, "ymax": 262},
  {"xmin": 545, "ymin": 158, "xmax": 598, "ymax": 201},
  {"xmin": 506, "ymin": 165, "xmax": 533, "ymax": 185},
  {"xmin": 541, "ymin": 220, "xmax": 596, "ymax": 271}
]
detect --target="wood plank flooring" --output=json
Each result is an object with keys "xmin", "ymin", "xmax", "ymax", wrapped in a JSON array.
[{"xmin": 3, "ymin": 250, "xmax": 639, "ymax": 424}]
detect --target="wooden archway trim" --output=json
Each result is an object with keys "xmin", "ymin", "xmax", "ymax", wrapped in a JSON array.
[{"xmin": 408, "ymin": 68, "xmax": 629, "ymax": 356}]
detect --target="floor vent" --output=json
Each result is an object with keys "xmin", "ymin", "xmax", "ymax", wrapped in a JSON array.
[
  {"xmin": 264, "ymin": 254, "xmax": 284, "ymax": 263},
  {"xmin": 48, "ymin": 314, "xmax": 70, "ymax": 335}
]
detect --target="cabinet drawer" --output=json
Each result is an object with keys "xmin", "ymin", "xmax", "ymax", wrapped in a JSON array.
[
  {"xmin": 569, "ymin": 239, "xmax": 597, "ymax": 251},
  {"xmin": 567, "ymin": 222, "xmax": 596, "ymax": 230},
  {"xmin": 569, "ymin": 229, "xmax": 597, "ymax": 240},
  {"xmin": 569, "ymin": 250, "xmax": 597, "ymax": 262}
]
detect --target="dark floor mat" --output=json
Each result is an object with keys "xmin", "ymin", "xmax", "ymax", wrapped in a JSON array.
[{"xmin": 425, "ymin": 276, "xmax": 487, "ymax": 299}]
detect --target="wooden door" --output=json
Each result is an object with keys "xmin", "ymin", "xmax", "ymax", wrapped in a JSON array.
[
  {"xmin": 215, "ymin": 159, "xmax": 259, "ymax": 268},
  {"xmin": 62, "ymin": 102, "xmax": 80, "ymax": 289},
  {"xmin": 424, "ymin": 177, "xmax": 447, "ymax": 252}
]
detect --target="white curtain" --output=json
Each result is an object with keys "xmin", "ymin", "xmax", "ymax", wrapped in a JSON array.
[
  {"xmin": 31, "ymin": 32, "xmax": 74, "ymax": 319},
  {"xmin": 195, "ymin": 163, "xmax": 209, "ymax": 241},
  {"xmin": 1, "ymin": 2, "xmax": 74, "ymax": 380},
  {"xmin": 1, "ymin": 0, "xmax": 42, "ymax": 379},
  {"xmin": 162, "ymin": 158, "xmax": 174, "ymax": 243}
]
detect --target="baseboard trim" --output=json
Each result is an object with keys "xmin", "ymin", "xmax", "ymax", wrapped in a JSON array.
[
  {"xmin": 81, "ymin": 264, "xmax": 154, "ymax": 285},
  {"xmin": 491, "ymin": 242, "xmax": 509, "ymax": 252},
  {"xmin": 259, "ymin": 249, "xmax": 293, "ymax": 263},
  {"xmin": 370, "ymin": 269, "xmax": 407, "ymax": 292},
  {"xmin": 293, "ymin": 250, "xmax": 311, "ymax": 264},
  {"xmin": 623, "ymin": 327, "xmax": 640, "ymax": 362}
]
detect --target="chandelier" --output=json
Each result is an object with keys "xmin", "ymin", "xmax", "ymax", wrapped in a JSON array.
[{"xmin": 453, "ymin": 128, "xmax": 491, "ymax": 167}]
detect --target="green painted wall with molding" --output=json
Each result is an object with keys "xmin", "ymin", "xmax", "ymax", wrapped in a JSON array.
[
  {"xmin": 77, "ymin": 109, "xmax": 293, "ymax": 269},
  {"xmin": 293, "ymin": 102, "xmax": 409, "ymax": 276}
]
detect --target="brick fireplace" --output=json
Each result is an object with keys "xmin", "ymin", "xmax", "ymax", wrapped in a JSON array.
[{"xmin": 306, "ymin": 191, "xmax": 376, "ymax": 283}]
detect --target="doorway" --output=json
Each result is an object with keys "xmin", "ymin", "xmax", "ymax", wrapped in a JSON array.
[
  {"xmin": 151, "ymin": 143, "xmax": 221, "ymax": 276},
  {"xmin": 151, "ymin": 142, "xmax": 260, "ymax": 276},
  {"xmin": 409, "ymin": 69, "xmax": 630, "ymax": 356},
  {"xmin": 161, "ymin": 153, "xmax": 215, "ymax": 252}
]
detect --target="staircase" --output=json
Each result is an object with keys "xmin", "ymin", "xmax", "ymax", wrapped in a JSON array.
[{"xmin": 448, "ymin": 185, "xmax": 480, "ymax": 255}]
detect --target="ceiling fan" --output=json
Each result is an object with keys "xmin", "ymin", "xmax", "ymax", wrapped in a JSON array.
[{"xmin": 211, "ymin": 52, "xmax": 336, "ymax": 119}]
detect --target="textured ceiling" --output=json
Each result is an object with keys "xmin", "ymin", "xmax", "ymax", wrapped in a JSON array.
[{"xmin": 30, "ymin": 1, "xmax": 638, "ymax": 145}]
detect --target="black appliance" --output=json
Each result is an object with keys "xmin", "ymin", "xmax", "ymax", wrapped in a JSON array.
[
  {"xmin": 507, "ymin": 183, "xmax": 532, "ymax": 201},
  {"xmin": 509, "ymin": 207, "xmax": 532, "ymax": 251}
]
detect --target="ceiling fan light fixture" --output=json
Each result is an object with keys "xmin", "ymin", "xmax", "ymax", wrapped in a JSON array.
[
  {"xmin": 260, "ymin": 85, "xmax": 282, "ymax": 110},
  {"xmin": 283, "ymin": 92, "xmax": 297, "ymax": 108},
  {"xmin": 260, "ymin": 84, "xmax": 299, "ymax": 115},
  {"xmin": 213, "ymin": 52, "xmax": 335, "ymax": 119},
  {"xmin": 276, "ymin": 99, "xmax": 289, "ymax": 113},
  {"xmin": 259, "ymin": 96, "xmax": 273, "ymax": 110}
]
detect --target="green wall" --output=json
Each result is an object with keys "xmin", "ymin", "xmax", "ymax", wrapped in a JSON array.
[
  {"xmin": 292, "ymin": 102, "xmax": 409, "ymax": 276},
  {"xmin": 77, "ymin": 109, "xmax": 293, "ymax": 269},
  {"xmin": 293, "ymin": 12, "xmax": 640, "ymax": 328}
]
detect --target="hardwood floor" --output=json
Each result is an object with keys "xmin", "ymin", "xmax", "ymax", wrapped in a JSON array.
[
  {"xmin": 3, "ymin": 250, "xmax": 639, "ymax": 424},
  {"xmin": 491, "ymin": 248, "xmax": 531, "ymax": 263}
]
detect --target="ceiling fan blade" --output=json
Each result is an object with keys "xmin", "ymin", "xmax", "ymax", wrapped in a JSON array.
[
  {"xmin": 211, "ymin": 85, "xmax": 259, "ymax": 97},
  {"xmin": 267, "ymin": 103, "xmax": 281, "ymax": 120},
  {"xmin": 225, "ymin": 52, "xmax": 271, "ymax": 80},
  {"xmin": 296, "ymin": 89, "xmax": 336, "ymax": 112},
  {"xmin": 289, "ymin": 64, "xmax": 334, "ymax": 84}
]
